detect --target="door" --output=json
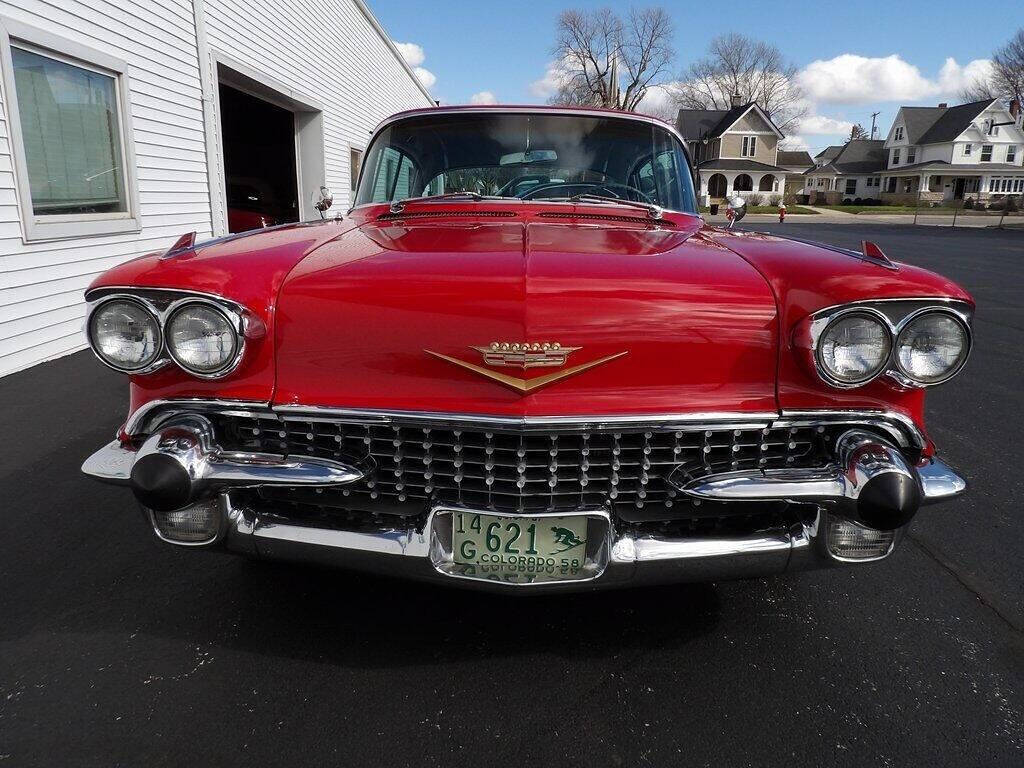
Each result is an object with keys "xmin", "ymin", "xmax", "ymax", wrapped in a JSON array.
[{"xmin": 953, "ymin": 178, "xmax": 966, "ymax": 200}]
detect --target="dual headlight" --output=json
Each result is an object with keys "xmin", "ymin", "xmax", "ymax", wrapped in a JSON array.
[
  {"xmin": 88, "ymin": 298, "xmax": 240, "ymax": 376},
  {"xmin": 816, "ymin": 309, "xmax": 970, "ymax": 387}
]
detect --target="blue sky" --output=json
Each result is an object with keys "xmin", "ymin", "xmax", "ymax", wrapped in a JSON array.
[{"xmin": 371, "ymin": 0, "xmax": 1019, "ymax": 154}]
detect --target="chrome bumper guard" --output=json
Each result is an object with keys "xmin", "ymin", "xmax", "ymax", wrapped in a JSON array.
[{"xmin": 82, "ymin": 414, "xmax": 965, "ymax": 590}]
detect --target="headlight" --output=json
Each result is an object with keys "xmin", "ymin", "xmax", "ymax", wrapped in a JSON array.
[
  {"xmin": 816, "ymin": 312, "xmax": 892, "ymax": 385},
  {"xmin": 88, "ymin": 299, "xmax": 162, "ymax": 371},
  {"xmin": 895, "ymin": 312, "xmax": 969, "ymax": 384},
  {"xmin": 166, "ymin": 303, "xmax": 239, "ymax": 375}
]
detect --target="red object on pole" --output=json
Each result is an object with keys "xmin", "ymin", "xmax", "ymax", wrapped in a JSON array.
[{"xmin": 779, "ymin": 203, "xmax": 786, "ymax": 223}]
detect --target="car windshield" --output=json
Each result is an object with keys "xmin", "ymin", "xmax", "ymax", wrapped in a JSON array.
[{"xmin": 354, "ymin": 111, "xmax": 697, "ymax": 213}]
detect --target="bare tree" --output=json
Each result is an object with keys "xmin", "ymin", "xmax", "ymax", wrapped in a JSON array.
[
  {"xmin": 670, "ymin": 33, "xmax": 807, "ymax": 135},
  {"xmin": 848, "ymin": 123, "xmax": 868, "ymax": 141},
  {"xmin": 960, "ymin": 29, "xmax": 1024, "ymax": 106},
  {"xmin": 991, "ymin": 29, "xmax": 1024, "ymax": 107},
  {"xmin": 549, "ymin": 7, "xmax": 674, "ymax": 112}
]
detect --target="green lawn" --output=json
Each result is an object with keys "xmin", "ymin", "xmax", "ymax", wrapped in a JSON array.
[
  {"xmin": 699, "ymin": 205, "xmax": 818, "ymax": 214},
  {"xmin": 810, "ymin": 205, "xmax": 960, "ymax": 214}
]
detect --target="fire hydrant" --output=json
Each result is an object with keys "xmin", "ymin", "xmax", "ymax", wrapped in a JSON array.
[{"xmin": 778, "ymin": 202, "xmax": 787, "ymax": 223}]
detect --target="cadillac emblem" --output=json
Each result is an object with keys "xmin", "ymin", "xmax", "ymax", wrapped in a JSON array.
[
  {"xmin": 472, "ymin": 341, "xmax": 580, "ymax": 369},
  {"xmin": 424, "ymin": 341, "xmax": 628, "ymax": 394}
]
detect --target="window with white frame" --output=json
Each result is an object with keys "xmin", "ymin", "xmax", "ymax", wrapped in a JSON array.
[
  {"xmin": 981, "ymin": 145, "xmax": 993, "ymax": 162},
  {"xmin": 894, "ymin": 126, "xmax": 904, "ymax": 141},
  {"xmin": 1, "ymin": 21, "xmax": 139, "ymax": 240},
  {"xmin": 892, "ymin": 148, "xmax": 901, "ymax": 166},
  {"xmin": 845, "ymin": 179, "xmax": 856, "ymax": 195},
  {"xmin": 741, "ymin": 136, "xmax": 757, "ymax": 157},
  {"xmin": 964, "ymin": 143, "xmax": 972, "ymax": 156},
  {"xmin": 906, "ymin": 147, "xmax": 916, "ymax": 164},
  {"xmin": 1008, "ymin": 145, "xmax": 1018, "ymax": 163},
  {"xmin": 349, "ymin": 147, "xmax": 363, "ymax": 193}
]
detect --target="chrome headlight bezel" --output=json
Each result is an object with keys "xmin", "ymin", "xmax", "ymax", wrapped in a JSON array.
[
  {"xmin": 84, "ymin": 289, "xmax": 249, "ymax": 379},
  {"xmin": 892, "ymin": 308, "xmax": 972, "ymax": 386},
  {"xmin": 164, "ymin": 300, "xmax": 243, "ymax": 377},
  {"xmin": 87, "ymin": 297, "xmax": 164, "ymax": 373},
  {"xmin": 813, "ymin": 308, "xmax": 893, "ymax": 388},
  {"xmin": 802, "ymin": 299, "xmax": 973, "ymax": 390}
]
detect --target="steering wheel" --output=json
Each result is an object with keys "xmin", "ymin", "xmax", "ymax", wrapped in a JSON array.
[{"xmin": 520, "ymin": 181, "xmax": 654, "ymax": 203}]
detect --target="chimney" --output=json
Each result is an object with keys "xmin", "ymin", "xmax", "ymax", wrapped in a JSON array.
[
  {"xmin": 937, "ymin": 103, "xmax": 948, "ymax": 109},
  {"xmin": 1011, "ymin": 99, "xmax": 1021, "ymax": 119},
  {"xmin": 730, "ymin": 93, "xmax": 742, "ymax": 108}
]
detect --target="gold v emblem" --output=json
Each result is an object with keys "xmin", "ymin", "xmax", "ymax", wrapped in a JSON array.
[{"xmin": 425, "ymin": 349, "xmax": 628, "ymax": 393}]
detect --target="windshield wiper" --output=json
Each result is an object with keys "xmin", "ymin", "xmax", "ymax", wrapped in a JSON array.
[
  {"xmin": 539, "ymin": 193, "xmax": 663, "ymax": 220},
  {"xmin": 389, "ymin": 191, "xmax": 513, "ymax": 213}
]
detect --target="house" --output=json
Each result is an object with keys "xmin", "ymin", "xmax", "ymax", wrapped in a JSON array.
[
  {"xmin": 879, "ymin": 99, "xmax": 1024, "ymax": 204},
  {"xmin": 776, "ymin": 150, "xmax": 814, "ymax": 197},
  {"xmin": 802, "ymin": 140, "xmax": 887, "ymax": 202},
  {"xmin": 812, "ymin": 145, "xmax": 843, "ymax": 167},
  {"xmin": 676, "ymin": 98, "xmax": 789, "ymax": 203},
  {"xmin": 0, "ymin": 0, "xmax": 433, "ymax": 377}
]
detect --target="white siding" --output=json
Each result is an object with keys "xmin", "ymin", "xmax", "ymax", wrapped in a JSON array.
[{"xmin": 0, "ymin": 0, "xmax": 430, "ymax": 377}]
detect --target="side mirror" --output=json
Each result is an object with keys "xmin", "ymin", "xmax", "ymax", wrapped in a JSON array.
[
  {"xmin": 313, "ymin": 186, "xmax": 334, "ymax": 217},
  {"xmin": 726, "ymin": 194, "xmax": 746, "ymax": 228}
]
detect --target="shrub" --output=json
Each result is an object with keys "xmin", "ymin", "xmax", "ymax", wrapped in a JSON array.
[
  {"xmin": 840, "ymin": 198, "xmax": 853, "ymax": 205},
  {"xmin": 747, "ymin": 193, "xmax": 765, "ymax": 206},
  {"xmin": 853, "ymin": 197, "xmax": 862, "ymax": 204},
  {"xmin": 1006, "ymin": 195, "xmax": 1019, "ymax": 213},
  {"xmin": 767, "ymin": 194, "xmax": 782, "ymax": 207},
  {"xmin": 963, "ymin": 197, "xmax": 975, "ymax": 209}
]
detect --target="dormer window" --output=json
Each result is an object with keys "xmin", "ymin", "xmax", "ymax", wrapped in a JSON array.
[
  {"xmin": 741, "ymin": 136, "xmax": 757, "ymax": 157},
  {"xmin": 894, "ymin": 126, "xmax": 904, "ymax": 141},
  {"xmin": 964, "ymin": 143, "xmax": 972, "ymax": 156},
  {"xmin": 984, "ymin": 119, "xmax": 1000, "ymax": 136}
]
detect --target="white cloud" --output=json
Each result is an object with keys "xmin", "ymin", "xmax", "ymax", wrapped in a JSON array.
[
  {"xmin": 937, "ymin": 57, "xmax": 994, "ymax": 96},
  {"xmin": 779, "ymin": 136, "xmax": 812, "ymax": 152},
  {"xmin": 530, "ymin": 59, "xmax": 572, "ymax": 98},
  {"xmin": 636, "ymin": 84, "xmax": 677, "ymax": 120},
  {"xmin": 797, "ymin": 114, "xmax": 854, "ymax": 135},
  {"xmin": 797, "ymin": 54, "xmax": 993, "ymax": 105},
  {"xmin": 470, "ymin": 90, "xmax": 498, "ymax": 105},
  {"xmin": 414, "ymin": 67, "xmax": 437, "ymax": 89},
  {"xmin": 393, "ymin": 41, "xmax": 425, "ymax": 68},
  {"xmin": 393, "ymin": 41, "xmax": 435, "ymax": 90}
]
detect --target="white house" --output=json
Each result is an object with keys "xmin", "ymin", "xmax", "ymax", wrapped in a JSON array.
[
  {"xmin": 0, "ymin": 0, "xmax": 433, "ymax": 377},
  {"xmin": 802, "ymin": 140, "xmax": 887, "ymax": 202},
  {"xmin": 879, "ymin": 99, "xmax": 1024, "ymax": 203}
]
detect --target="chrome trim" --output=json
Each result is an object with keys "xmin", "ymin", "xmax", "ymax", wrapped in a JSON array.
[
  {"xmin": 674, "ymin": 429, "xmax": 921, "ymax": 506},
  {"xmin": 121, "ymin": 400, "xmax": 926, "ymax": 450},
  {"xmin": 84, "ymin": 289, "xmax": 251, "ymax": 380},
  {"xmin": 917, "ymin": 456, "xmax": 968, "ymax": 503},
  {"xmin": 85, "ymin": 296, "xmax": 166, "ymax": 374},
  {"xmin": 800, "ymin": 299, "xmax": 974, "ymax": 391},
  {"xmin": 81, "ymin": 440, "xmax": 135, "ymax": 484}
]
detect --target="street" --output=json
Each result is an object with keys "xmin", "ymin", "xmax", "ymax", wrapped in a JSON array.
[{"xmin": 1, "ymin": 223, "xmax": 1021, "ymax": 767}]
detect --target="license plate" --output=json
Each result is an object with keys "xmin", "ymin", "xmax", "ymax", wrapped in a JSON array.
[{"xmin": 450, "ymin": 511, "xmax": 592, "ymax": 584}]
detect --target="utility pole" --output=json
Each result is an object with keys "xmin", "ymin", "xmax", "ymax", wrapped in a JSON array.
[{"xmin": 870, "ymin": 112, "xmax": 880, "ymax": 140}]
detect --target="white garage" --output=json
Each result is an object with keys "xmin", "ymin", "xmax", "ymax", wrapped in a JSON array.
[{"xmin": 0, "ymin": 0, "xmax": 433, "ymax": 377}]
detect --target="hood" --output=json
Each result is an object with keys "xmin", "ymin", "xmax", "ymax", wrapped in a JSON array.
[{"xmin": 272, "ymin": 211, "xmax": 779, "ymax": 417}]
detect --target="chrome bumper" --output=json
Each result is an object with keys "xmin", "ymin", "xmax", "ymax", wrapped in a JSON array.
[{"xmin": 82, "ymin": 415, "xmax": 966, "ymax": 591}]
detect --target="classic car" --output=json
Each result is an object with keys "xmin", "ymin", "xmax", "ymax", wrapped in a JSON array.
[{"xmin": 81, "ymin": 106, "xmax": 972, "ymax": 590}]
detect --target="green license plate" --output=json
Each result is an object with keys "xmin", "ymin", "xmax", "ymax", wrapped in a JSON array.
[{"xmin": 451, "ymin": 511, "xmax": 592, "ymax": 584}]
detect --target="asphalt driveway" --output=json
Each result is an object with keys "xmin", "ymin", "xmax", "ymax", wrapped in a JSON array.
[{"xmin": 1, "ymin": 223, "xmax": 1021, "ymax": 767}]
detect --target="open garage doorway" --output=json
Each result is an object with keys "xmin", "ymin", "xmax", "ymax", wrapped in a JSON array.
[{"xmin": 219, "ymin": 83, "xmax": 299, "ymax": 233}]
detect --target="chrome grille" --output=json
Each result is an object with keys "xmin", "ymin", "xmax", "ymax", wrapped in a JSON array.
[{"xmin": 211, "ymin": 414, "xmax": 846, "ymax": 515}]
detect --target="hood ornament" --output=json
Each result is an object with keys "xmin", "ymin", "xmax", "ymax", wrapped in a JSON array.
[
  {"xmin": 425, "ymin": 342, "xmax": 627, "ymax": 394},
  {"xmin": 472, "ymin": 341, "xmax": 580, "ymax": 369}
]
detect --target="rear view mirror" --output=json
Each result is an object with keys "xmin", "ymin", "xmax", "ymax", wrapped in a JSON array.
[{"xmin": 499, "ymin": 149, "xmax": 558, "ymax": 166}]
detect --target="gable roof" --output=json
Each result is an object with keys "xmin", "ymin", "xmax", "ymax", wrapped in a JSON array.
[
  {"xmin": 814, "ymin": 145, "xmax": 843, "ymax": 162},
  {"xmin": 898, "ymin": 99, "xmax": 996, "ymax": 144},
  {"xmin": 806, "ymin": 140, "xmax": 886, "ymax": 175},
  {"xmin": 676, "ymin": 102, "xmax": 784, "ymax": 140},
  {"xmin": 777, "ymin": 150, "xmax": 813, "ymax": 167}
]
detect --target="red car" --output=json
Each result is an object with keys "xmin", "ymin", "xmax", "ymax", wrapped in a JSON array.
[{"xmin": 82, "ymin": 106, "xmax": 972, "ymax": 590}]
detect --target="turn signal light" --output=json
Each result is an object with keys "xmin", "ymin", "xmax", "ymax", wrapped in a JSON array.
[
  {"xmin": 826, "ymin": 517, "xmax": 896, "ymax": 561},
  {"xmin": 150, "ymin": 498, "xmax": 222, "ymax": 544}
]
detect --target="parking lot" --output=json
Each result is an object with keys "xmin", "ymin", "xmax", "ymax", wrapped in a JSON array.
[{"xmin": 1, "ymin": 223, "xmax": 1021, "ymax": 767}]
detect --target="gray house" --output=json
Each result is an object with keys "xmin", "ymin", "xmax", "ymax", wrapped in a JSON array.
[{"xmin": 803, "ymin": 140, "xmax": 887, "ymax": 202}]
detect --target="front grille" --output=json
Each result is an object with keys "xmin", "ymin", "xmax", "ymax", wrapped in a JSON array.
[{"xmin": 211, "ymin": 413, "xmax": 854, "ymax": 518}]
